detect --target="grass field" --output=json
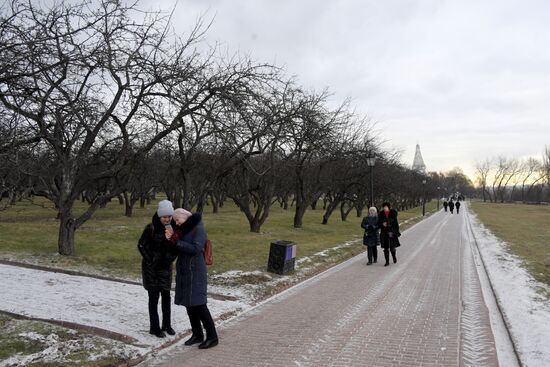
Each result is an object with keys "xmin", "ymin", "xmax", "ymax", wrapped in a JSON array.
[
  {"xmin": 470, "ymin": 201, "xmax": 550, "ymax": 286},
  {"xmin": 0, "ymin": 197, "xmax": 437, "ymax": 281}
]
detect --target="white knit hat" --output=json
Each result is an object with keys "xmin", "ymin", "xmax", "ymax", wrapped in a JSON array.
[
  {"xmin": 157, "ymin": 200, "xmax": 174, "ymax": 217},
  {"xmin": 173, "ymin": 208, "xmax": 193, "ymax": 222}
]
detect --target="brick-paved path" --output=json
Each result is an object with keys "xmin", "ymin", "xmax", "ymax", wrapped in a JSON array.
[{"xmin": 142, "ymin": 205, "xmax": 500, "ymax": 367}]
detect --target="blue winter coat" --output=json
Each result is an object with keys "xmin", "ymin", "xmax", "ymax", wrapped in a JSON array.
[
  {"xmin": 174, "ymin": 214, "xmax": 208, "ymax": 307},
  {"xmin": 361, "ymin": 216, "xmax": 380, "ymax": 247}
]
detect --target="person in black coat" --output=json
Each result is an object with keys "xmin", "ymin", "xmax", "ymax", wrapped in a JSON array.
[
  {"xmin": 443, "ymin": 200, "xmax": 448, "ymax": 212},
  {"xmin": 361, "ymin": 207, "xmax": 380, "ymax": 265},
  {"xmin": 171, "ymin": 208, "xmax": 218, "ymax": 350},
  {"xmin": 455, "ymin": 201, "xmax": 461, "ymax": 214},
  {"xmin": 448, "ymin": 200, "xmax": 455, "ymax": 214},
  {"xmin": 378, "ymin": 202, "xmax": 401, "ymax": 266},
  {"xmin": 137, "ymin": 200, "xmax": 178, "ymax": 338}
]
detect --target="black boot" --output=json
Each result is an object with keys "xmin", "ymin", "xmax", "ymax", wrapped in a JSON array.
[
  {"xmin": 197, "ymin": 305, "xmax": 218, "ymax": 349},
  {"xmin": 162, "ymin": 326, "xmax": 176, "ymax": 336},
  {"xmin": 150, "ymin": 328, "xmax": 166, "ymax": 338},
  {"xmin": 384, "ymin": 249, "xmax": 390, "ymax": 266},
  {"xmin": 198, "ymin": 338, "xmax": 219, "ymax": 349},
  {"xmin": 185, "ymin": 306, "xmax": 205, "ymax": 346},
  {"xmin": 185, "ymin": 334, "xmax": 204, "ymax": 346}
]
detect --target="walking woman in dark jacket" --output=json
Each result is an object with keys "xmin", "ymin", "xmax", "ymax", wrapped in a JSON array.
[
  {"xmin": 137, "ymin": 200, "xmax": 178, "ymax": 338},
  {"xmin": 361, "ymin": 207, "xmax": 380, "ymax": 265},
  {"xmin": 378, "ymin": 202, "xmax": 401, "ymax": 266},
  {"xmin": 171, "ymin": 208, "xmax": 218, "ymax": 349}
]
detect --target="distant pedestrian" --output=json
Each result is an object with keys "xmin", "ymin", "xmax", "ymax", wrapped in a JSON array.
[
  {"xmin": 361, "ymin": 207, "xmax": 380, "ymax": 265},
  {"xmin": 443, "ymin": 200, "xmax": 448, "ymax": 212},
  {"xmin": 378, "ymin": 202, "xmax": 401, "ymax": 266},
  {"xmin": 171, "ymin": 208, "xmax": 219, "ymax": 349},
  {"xmin": 448, "ymin": 200, "xmax": 455, "ymax": 214},
  {"xmin": 137, "ymin": 200, "xmax": 178, "ymax": 338},
  {"xmin": 455, "ymin": 201, "xmax": 461, "ymax": 214}
]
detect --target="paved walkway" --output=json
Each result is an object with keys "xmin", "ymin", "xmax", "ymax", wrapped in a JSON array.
[{"xmin": 142, "ymin": 204, "xmax": 501, "ymax": 367}]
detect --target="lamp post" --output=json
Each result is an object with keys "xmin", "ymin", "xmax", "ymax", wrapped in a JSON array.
[
  {"xmin": 366, "ymin": 156, "xmax": 376, "ymax": 207},
  {"xmin": 422, "ymin": 179, "xmax": 427, "ymax": 216}
]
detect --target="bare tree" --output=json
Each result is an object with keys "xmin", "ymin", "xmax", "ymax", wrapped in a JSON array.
[
  {"xmin": 475, "ymin": 159, "xmax": 492, "ymax": 202},
  {"xmin": 0, "ymin": 0, "xmax": 232, "ymax": 255}
]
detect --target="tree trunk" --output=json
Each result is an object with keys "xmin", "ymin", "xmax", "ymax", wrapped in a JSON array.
[
  {"xmin": 340, "ymin": 201, "xmax": 354, "ymax": 221},
  {"xmin": 311, "ymin": 199, "xmax": 318, "ymax": 210},
  {"xmin": 293, "ymin": 203, "xmax": 306, "ymax": 228},
  {"xmin": 58, "ymin": 210, "xmax": 76, "ymax": 256},
  {"xmin": 212, "ymin": 196, "xmax": 219, "ymax": 214},
  {"xmin": 322, "ymin": 198, "xmax": 340, "ymax": 225},
  {"xmin": 173, "ymin": 189, "xmax": 182, "ymax": 209},
  {"xmin": 250, "ymin": 218, "xmax": 261, "ymax": 233},
  {"xmin": 355, "ymin": 205, "xmax": 363, "ymax": 218}
]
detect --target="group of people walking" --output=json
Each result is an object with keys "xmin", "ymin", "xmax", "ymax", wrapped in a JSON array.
[
  {"xmin": 137, "ymin": 200, "xmax": 218, "ymax": 349},
  {"xmin": 361, "ymin": 202, "xmax": 401, "ymax": 266},
  {"xmin": 443, "ymin": 199, "xmax": 461, "ymax": 214}
]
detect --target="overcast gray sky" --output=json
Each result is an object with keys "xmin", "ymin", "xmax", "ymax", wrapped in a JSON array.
[{"xmin": 149, "ymin": 0, "xmax": 550, "ymax": 179}]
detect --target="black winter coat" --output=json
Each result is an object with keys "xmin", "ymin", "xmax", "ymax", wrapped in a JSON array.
[
  {"xmin": 173, "ymin": 213, "xmax": 208, "ymax": 307},
  {"xmin": 378, "ymin": 209, "xmax": 401, "ymax": 249},
  {"xmin": 137, "ymin": 214, "xmax": 178, "ymax": 291},
  {"xmin": 361, "ymin": 216, "xmax": 380, "ymax": 247}
]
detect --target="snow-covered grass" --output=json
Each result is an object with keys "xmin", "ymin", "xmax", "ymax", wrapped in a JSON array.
[
  {"xmin": 0, "ymin": 314, "xmax": 140, "ymax": 367},
  {"xmin": 468, "ymin": 211, "xmax": 550, "ymax": 367}
]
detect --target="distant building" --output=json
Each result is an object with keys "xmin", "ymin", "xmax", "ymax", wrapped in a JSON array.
[{"xmin": 412, "ymin": 144, "xmax": 426, "ymax": 173}]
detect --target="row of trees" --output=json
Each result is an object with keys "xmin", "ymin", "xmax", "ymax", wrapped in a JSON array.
[
  {"xmin": 0, "ymin": 0, "xmax": 456, "ymax": 256},
  {"xmin": 474, "ymin": 148, "xmax": 550, "ymax": 203}
]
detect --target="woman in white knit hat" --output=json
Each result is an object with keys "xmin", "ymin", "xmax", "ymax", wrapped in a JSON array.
[{"xmin": 137, "ymin": 200, "xmax": 178, "ymax": 338}]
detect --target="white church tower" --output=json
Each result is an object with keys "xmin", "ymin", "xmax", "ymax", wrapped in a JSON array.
[{"xmin": 412, "ymin": 144, "xmax": 426, "ymax": 173}]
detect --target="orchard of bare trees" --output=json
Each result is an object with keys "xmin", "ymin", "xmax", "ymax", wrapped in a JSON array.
[
  {"xmin": 474, "ymin": 148, "xmax": 550, "ymax": 204},
  {"xmin": 1, "ymin": 0, "xmax": 450, "ymax": 256}
]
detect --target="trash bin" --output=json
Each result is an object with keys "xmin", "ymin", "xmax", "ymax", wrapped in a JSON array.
[{"xmin": 267, "ymin": 240, "xmax": 296, "ymax": 275}]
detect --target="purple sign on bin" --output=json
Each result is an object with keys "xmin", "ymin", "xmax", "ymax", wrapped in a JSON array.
[{"xmin": 285, "ymin": 244, "xmax": 296, "ymax": 260}]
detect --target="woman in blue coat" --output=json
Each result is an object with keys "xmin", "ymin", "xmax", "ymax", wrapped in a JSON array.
[
  {"xmin": 361, "ymin": 207, "xmax": 380, "ymax": 265},
  {"xmin": 171, "ymin": 208, "xmax": 218, "ymax": 349}
]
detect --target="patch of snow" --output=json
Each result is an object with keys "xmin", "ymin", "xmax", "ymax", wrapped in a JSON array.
[
  {"xmin": 468, "ymin": 212, "xmax": 550, "ymax": 367},
  {"xmin": 0, "ymin": 263, "xmax": 250, "ymax": 352},
  {"xmin": 0, "ymin": 330, "xmax": 142, "ymax": 367}
]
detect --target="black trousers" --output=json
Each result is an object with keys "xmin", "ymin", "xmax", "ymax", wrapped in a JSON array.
[
  {"xmin": 367, "ymin": 246, "xmax": 378, "ymax": 263},
  {"xmin": 148, "ymin": 290, "xmax": 171, "ymax": 332},
  {"xmin": 186, "ymin": 304, "xmax": 218, "ymax": 340},
  {"xmin": 383, "ymin": 247, "xmax": 397, "ymax": 264}
]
